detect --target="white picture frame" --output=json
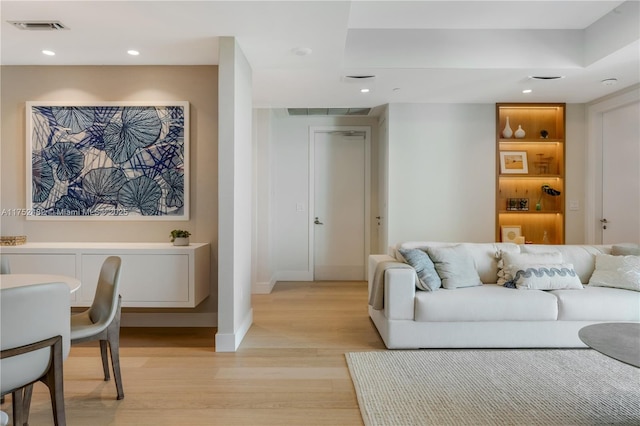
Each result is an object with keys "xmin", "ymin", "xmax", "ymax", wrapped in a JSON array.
[
  {"xmin": 500, "ymin": 151, "xmax": 528, "ymax": 174},
  {"xmin": 501, "ymin": 225, "xmax": 522, "ymax": 243},
  {"xmin": 26, "ymin": 101, "xmax": 189, "ymax": 220}
]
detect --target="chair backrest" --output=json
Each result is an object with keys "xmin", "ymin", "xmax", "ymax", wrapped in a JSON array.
[
  {"xmin": 88, "ymin": 256, "xmax": 122, "ymax": 327},
  {"xmin": 0, "ymin": 282, "xmax": 70, "ymax": 394},
  {"xmin": 0, "ymin": 256, "xmax": 10, "ymax": 274}
]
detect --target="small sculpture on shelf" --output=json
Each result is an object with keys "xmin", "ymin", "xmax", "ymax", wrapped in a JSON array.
[
  {"xmin": 536, "ymin": 184, "xmax": 561, "ymax": 211},
  {"xmin": 540, "ymin": 129, "xmax": 549, "ymax": 138},
  {"xmin": 502, "ymin": 116, "xmax": 513, "ymax": 138}
]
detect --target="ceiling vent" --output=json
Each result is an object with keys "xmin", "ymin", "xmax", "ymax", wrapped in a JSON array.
[
  {"xmin": 287, "ymin": 108, "xmax": 371, "ymax": 116},
  {"xmin": 9, "ymin": 21, "xmax": 69, "ymax": 30}
]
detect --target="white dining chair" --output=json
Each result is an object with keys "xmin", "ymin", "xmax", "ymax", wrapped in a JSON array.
[
  {"xmin": 1, "ymin": 281, "xmax": 71, "ymax": 426},
  {"xmin": 70, "ymin": 256, "xmax": 124, "ymax": 400}
]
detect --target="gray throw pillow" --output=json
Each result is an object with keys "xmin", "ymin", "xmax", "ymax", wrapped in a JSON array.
[
  {"xmin": 426, "ymin": 245, "xmax": 482, "ymax": 289},
  {"xmin": 398, "ymin": 248, "xmax": 441, "ymax": 291}
]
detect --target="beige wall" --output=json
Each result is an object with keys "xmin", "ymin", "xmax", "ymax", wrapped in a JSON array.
[{"xmin": 0, "ymin": 65, "xmax": 219, "ymax": 324}]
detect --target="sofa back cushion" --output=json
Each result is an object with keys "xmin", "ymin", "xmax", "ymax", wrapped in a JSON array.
[
  {"xmin": 395, "ymin": 242, "xmax": 520, "ymax": 284},
  {"xmin": 426, "ymin": 245, "xmax": 482, "ymax": 289}
]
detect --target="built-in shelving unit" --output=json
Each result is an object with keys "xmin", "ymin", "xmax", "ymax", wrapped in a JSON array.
[{"xmin": 496, "ymin": 103, "xmax": 565, "ymax": 244}]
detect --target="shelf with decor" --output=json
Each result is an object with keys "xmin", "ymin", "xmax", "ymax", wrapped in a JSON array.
[{"xmin": 496, "ymin": 103, "xmax": 565, "ymax": 245}]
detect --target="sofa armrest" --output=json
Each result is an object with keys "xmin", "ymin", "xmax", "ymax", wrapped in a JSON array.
[
  {"xmin": 368, "ymin": 254, "xmax": 416, "ymax": 320},
  {"xmin": 384, "ymin": 268, "xmax": 416, "ymax": 320},
  {"xmin": 368, "ymin": 254, "xmax": 396, "ymax": 294}
]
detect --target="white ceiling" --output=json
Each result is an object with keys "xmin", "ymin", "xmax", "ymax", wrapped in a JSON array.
[{"xmin": 1, "ymin": 1, "xmax": 639, "ymax": 108}]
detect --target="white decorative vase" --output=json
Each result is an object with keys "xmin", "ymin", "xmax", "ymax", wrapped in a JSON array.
[
  {"xmin": 502, "ymin": 117, "xmax": 513, "ymax": 138},
  {"xmin": 514, "ymin": 125, "xmax": 526, "ymax": 138},
  {"xmin": 173, "ymin": 237, "xmax": 189, "ymax": 246}
]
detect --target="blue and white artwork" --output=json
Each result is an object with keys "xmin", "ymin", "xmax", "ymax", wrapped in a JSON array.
[{"xmin": 27, "ymin": 102, "xmax": 189, "ymax": 220}]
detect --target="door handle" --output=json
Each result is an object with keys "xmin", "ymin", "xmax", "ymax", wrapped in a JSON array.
[
  {"xmin": 314, "ymin": 217, "xmax": 324, "ymax": 225},
  {"xmin": 600, "ymin": 218, "xmax": 608, "ymax": 229}
]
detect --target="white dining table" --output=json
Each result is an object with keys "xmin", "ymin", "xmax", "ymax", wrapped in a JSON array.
[{"xmin": 0, "ymin": 274, "xmax": 81, "ymax": 293}]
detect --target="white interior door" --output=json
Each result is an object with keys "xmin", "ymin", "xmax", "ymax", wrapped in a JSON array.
[
  {"xmin": 602, "ymin": 101, "xmax": 640, "ymax": 244},
  {"xmin": 313, "ymin": 131, "xmax": 365, "ymax": 280}
]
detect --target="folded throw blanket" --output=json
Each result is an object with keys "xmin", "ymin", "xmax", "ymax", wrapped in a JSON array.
[{"xmin": 369, "ymin": 260, "xmax": 413, "ymax": 310}]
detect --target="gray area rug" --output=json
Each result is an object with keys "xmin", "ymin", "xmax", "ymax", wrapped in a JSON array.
[{"xmin": 346, "ymin": 349, "xmax": 640, "ymax": 425}]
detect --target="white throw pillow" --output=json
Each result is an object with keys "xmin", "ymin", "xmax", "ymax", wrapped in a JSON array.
[
  {"xmin": 499, "ymin": 251, "xmax": 564, "ymax": 286},
  {"xmin": 504, "ymin": 263, "xmax": 583, "ymax": 290},
  {"xmin": 588, "ymin": 254, "xmax": 640, "ymax": 291},
  {"xmin": 426, "ymin": 245, "xmax": 482, "ymax": 289}
]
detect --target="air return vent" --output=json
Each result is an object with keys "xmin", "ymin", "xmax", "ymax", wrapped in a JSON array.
[
  {"xmin": 9, "ymin": 21, "xmax": 69, "ymax": 30},
  {"xmin": 287, "ymin": 108, "xmax": 371, "ymax": 116}
]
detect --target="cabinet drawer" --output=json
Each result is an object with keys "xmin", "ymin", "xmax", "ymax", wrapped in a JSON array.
[{"xmin": 81, "ymin": 254, "xmax": 189, "ymax": 306}]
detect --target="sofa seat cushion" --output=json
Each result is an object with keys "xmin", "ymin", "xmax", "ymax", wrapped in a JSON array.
[
  {"xmin": 414, "ymin": 284, "xmax": 558, "ymax": 322},
  {"xmin": 551, "ymin": 286, "xmax": 640, "ymax": 321}
]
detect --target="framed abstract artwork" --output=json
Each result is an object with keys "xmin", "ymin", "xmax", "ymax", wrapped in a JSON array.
[{"xmin": 26, "ymin": 101, "xmax": 189, "ymax": 220}]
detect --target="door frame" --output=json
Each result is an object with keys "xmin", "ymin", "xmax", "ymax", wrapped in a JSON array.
[
  {"xmin": 586, "ymin": 87, "xmax": 640, "ymax": 243},
  {"xmin": 308, "ymin": 126, "xmax": 371, "ymax": 281}
]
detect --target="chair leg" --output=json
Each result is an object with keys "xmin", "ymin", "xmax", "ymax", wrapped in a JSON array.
[
  {"xmin": 12, "ymin": 389, "xmax": 23, "ymax": 426},
  {"xmin": 99, "ymin": 340, "xmax": 110, "ymax": 382},
  {"xmin": 22, "ymin": 384, "xmax": 33, "ymax": 426},
  {"xmin": 107, "ymin": 297, "xmax": 124, "ymax": 400},
  {"xmin": 40, "ymin": 336, "xmax": 66, "ymax": 426}
]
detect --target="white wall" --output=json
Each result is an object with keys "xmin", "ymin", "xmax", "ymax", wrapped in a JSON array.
[
  {"xmin": 253, "ymin": 109, "xmax": 275, "ymax": 293},
  {"xmin": 565, "ymin": 104, "xmax": 587, "ymax": 244},
  {"xmin": 216, "ymin": 38, "xmax": 254, "ymax": 352},
  {"xmin": 268, "ymin": 111, "xmax": 379, "ymax": 280},
  {"xmin": 386, "ymin": 103, "xmax": 496, "ymax": 244}
]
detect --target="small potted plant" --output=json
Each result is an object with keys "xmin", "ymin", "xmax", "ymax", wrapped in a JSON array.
[{"xmin": 170, "ymin": 229, "xmax": 191, "ymax": 246}]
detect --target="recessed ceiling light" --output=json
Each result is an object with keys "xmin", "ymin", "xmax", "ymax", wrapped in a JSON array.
[
  {"xmin": 522, "ymin": 89, "xmax": 532, "ymax": 94},
  {"xmin": 360, "ymin": 88, "xmax": 370, "ymax": 93},
  {"xmin": 42, "ymin": 49, "xmax": 55, "ymax": 56},
  {"xmin": 601, "ymin": 78, "xmax": 618, "ymax": 86},
  {"xmin": 127, "ymin": 50, "xmax": 140, "ymax": 56}
]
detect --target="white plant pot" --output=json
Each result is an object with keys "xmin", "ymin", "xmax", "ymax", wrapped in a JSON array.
[{"xmin": 173, "ymin": 237, "xmax": 189, "ymax": 246}]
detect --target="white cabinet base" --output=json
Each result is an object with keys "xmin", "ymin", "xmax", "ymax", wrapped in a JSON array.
[{"xmin": 2, "ymin": 242, "xmax": 210, "ymax": 308}]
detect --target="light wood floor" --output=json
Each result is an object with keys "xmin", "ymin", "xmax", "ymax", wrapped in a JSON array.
[{"xmin": 3, "ymin": 281, "xmax": 385, "ymax": 425}]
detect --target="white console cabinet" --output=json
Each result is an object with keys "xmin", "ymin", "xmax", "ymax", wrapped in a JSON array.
[{"xmin": 1, "ymin": 242, "xmax": 210, "ymax": 308}]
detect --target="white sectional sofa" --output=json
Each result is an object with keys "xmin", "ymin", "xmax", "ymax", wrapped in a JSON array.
[{"xmin": 368, "ymin": 242, "xmax": 640, "ymax": 349}]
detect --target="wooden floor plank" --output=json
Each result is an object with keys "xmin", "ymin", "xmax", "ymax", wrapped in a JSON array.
[{"xmin": 2, "ymin": 281, "xmax": 384, "ymax": 425}]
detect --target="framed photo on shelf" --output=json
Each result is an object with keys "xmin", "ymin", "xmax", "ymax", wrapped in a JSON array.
[
  {"xmin": 500, "ymin": 151, "xmax": 528, "ymax": 174},
  {"xmin": 507, "ymin": 198, "xmax": 529, "ymax": 211},
  {"xmin": 501, "ymin": 225, "xmax": 522, "ymax": 243}
]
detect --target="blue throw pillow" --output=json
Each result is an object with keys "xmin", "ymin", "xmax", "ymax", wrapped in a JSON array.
[{"xmin": 398, "ymin": 248, "xmax": 442, "ymax": 291}]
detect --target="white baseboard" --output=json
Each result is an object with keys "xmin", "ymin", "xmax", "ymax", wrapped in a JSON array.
[
  {"xmin": 276, "ymin": 270, "xmax": 313, "ymax": 281},
  {"xmin": 215, "ymin": 308, "xmax": 253, "ymax": 352},
  {"xmin": 253, "ymin": 275, "xmax": 277, "ymax": 294},
  {"xmin": 121, "ymin": 312, "xmax": 217, "ymax": 327}
]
